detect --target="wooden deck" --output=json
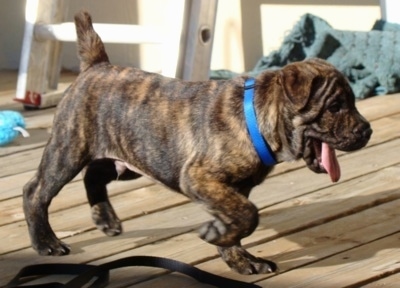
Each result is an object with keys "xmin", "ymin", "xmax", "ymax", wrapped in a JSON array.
[{"xmin": 1, "ymin": 70, "xmax": 400, "ymax": 287}]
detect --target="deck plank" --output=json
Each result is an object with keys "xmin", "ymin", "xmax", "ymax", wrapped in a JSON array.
[
  {"xmin": 0, "ymin": 184, "xmax": 191, "ymax": 255},
  {"xmin": 1, "ymin": 70, "xmax": 400, "ymax": 287},
  {"xmin": 257, "ymin": 232, "xmax": 400, "ymax": 288},
  {"xmin": 109, "ymin": 166, "xmax": 400, "ymax": 287},
  {"xmin": 0, "ymin": 177, "xmax": 154, "ymax": 226},
  {"xmin": 0, "ymin": 147, "xmax": 44, "ymax": 177},
  {"xmin": 363, "ymin": 273, "xmax": 400, "ymax": 287},
  {"xmin": 2, "ymin": 137, "xmax": 399, "ymax": 257},
  {"xmin": 2, "ymin": 160, "xmax": 399, "ymax": 286}
]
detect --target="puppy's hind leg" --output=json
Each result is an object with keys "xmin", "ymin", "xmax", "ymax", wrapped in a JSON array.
[
  {"xmin": 83, "ymin": 159, "xmax": 141, "ymax": 236},
  {"xmin": 23, "ymin": 139, "xmax": 89, "ymax": 256}
]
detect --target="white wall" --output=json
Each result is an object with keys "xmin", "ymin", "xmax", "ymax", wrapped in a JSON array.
[
  {"xmin": 63, "ymin": 0, "xmax": 142, "ymax": 72},
  {"xmin": 0, "ymin": 0, "xmax": 382, "ymax": 74},
  {"xmin": 380, "ymin": 0, "xmax": 400, "ymax": 24},
  {"xmin": 236, "ymin": 0, "xmax": 381, "ymax": 71},
  {"xmin": 260, "ymin": 4, "xmax": 380, "ymax": 56},
  {"xmin": 0, "ymin": 0, "xmax": 25, "ymax": 70},
  {"xmin": 211, "ymin": 0, "xmax": 245, "ymax": 73}
]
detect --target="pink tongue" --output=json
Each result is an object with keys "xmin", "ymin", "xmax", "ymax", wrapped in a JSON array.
[{"xmin": 321, "ymin": 142, "xmax": 341, "ymax": 182}]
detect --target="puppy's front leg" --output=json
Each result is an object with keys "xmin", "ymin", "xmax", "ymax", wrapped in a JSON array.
[
  {"xmin": 182, "ymin": 167, "xmax": 257, "ymax": 246},
  {"xmin": 181, "ymin": 164, "xmax": 276, "ymax": 273},
  {"xmin": 218, "ymin": 244, "xmax": 277, "ymax": 274}
]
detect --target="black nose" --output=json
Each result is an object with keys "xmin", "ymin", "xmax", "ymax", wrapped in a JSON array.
[{"xmin": 353, "ymin": 122, "xmax": 372, "ymax": 140}]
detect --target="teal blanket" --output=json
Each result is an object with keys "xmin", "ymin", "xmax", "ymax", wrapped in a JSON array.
[{"xmin": 211, "ymin": 14, "xmax": 400, "ymax": 99}]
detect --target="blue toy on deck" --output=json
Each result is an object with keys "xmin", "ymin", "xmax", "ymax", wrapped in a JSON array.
[{"xmin": 0, "ymin": 111, "xmax": 30, "ymax": 146}]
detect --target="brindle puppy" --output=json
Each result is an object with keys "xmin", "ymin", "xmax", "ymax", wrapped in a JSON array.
[{"xmin": 23, "ymin": 11, "xmax": 372, "ymax": 274}]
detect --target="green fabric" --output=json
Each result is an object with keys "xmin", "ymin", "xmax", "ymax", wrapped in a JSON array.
[{"xmin": 210, "ymin": 14, "xmax": 400, "ymax": 99}]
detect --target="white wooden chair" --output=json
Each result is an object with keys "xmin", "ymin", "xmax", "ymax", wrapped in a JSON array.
[{"xmin": 15, "ymin": 0, "xmax": 218, "ymax": 108}]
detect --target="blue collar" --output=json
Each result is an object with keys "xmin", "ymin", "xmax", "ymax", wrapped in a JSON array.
[{"xmin": 243, "ymin": 78, "xmax": 277, "ymax": 166}]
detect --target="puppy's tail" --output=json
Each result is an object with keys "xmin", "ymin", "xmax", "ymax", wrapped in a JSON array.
[{"xmin": 74, "ymin": 11, "xmax": 109, "ymax": 72}]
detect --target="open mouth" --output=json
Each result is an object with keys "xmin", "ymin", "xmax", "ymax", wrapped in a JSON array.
[{"xmin": 309, "ymin": 139, "xmax": 341, "ymax": 183}]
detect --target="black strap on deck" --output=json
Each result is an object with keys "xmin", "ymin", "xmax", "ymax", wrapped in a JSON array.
[{"xmin": 4, "ymin": 255, "xmax": 262, "ymax": 288}]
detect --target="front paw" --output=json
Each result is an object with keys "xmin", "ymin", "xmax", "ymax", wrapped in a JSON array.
[
  {"xmin": 199, "ymin": 219, "xmax": 237, "ymax": 246},
  {"xmin": 91, "ymin": 202, "xmax": 122, "ymax": 236},
  {"xmin": 33, "ymin": 237, "xmax": 71, "ymax": 256},
  {"xmin": 199, "ymin": 218, "xmax": 256, "ymax": 247},
  {"xmin": 218, "ymin": 246, "xmax": 278, "ymax": 275}
]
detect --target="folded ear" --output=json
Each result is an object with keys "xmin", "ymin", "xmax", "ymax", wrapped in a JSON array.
[{"xmin": 278, "ymin": 63, "xmax": 318, "ymax": 109}]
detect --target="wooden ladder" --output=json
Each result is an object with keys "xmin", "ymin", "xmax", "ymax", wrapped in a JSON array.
[{"xmin": 15, "ymin": 0, "xmax": 218, "ymax": 108}]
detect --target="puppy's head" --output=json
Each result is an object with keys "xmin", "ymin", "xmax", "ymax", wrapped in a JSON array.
[{"xmin": 278, "ymin": 58, "xmax": 372, "ymax": 182}]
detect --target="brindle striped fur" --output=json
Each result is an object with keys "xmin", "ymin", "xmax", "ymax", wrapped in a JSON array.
[{"xmin": 23, "ymin": 11, "xmax": 371, "ymax": 274}]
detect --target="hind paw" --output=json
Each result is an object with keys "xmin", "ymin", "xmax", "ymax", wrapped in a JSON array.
[{"xmin": 91, "ymin": 202, "xmax": 122, "ymax": 236}]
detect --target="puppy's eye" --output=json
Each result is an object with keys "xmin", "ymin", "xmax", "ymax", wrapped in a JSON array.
[{"xmin": 328, "ymin": 102, "xmax": 341, "ymax": 113}]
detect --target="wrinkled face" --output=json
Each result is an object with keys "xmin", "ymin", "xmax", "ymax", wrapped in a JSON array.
[{"xmin": 280, "ymin": 59, "xmax": 372, "ymax": 182}]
